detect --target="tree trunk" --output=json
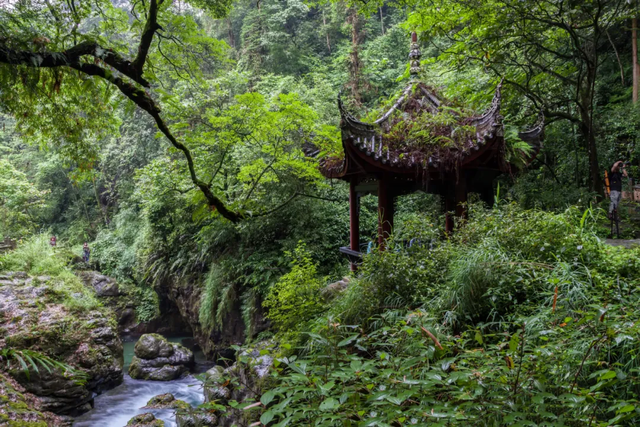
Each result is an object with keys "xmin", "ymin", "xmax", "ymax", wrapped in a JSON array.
[
  {"xmin": 578, "ymin": 109, "xmax": 603, "ymax": 196},
  {"xmin": 323, "ymin": 9, "xmax": 331, "ymax": 53},
  {"xmin": 379, "ymin": 8, "xmax": 385, "ymax": 36},
  {"xmin": 633, "ymin": 17, "xmax": 639, "ymax": 104},
  {"xmin": 227, "ymin": 18, "xmax": 235, "ymax": 49},
  {"xmin": 347, "ymin": 8, "xmax": 363, "ymax": 104}
]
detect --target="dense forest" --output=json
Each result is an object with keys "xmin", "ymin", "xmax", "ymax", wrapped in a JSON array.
[{"xmin": 2, "ymin": 0, "xmax": 640, "ymax": 426}]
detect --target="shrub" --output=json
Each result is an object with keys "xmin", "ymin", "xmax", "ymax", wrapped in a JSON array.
[
  {"xmin": 263, "ymin": 243, "xmax": 326, "ymax": 332},
  {"xmin": 0, "ymin": 234, "xmax": 68, "ymax": 275},
  {"xmin": 254, "ymin": 204, "xmax": 640, "ymax": 426}
]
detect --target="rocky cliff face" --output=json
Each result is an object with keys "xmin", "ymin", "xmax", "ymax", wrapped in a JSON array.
[
  {"xmin": 156, "ymin": 277, "xmax": 264, "ymax": 360},
  {"xmin": 0, "ymin": 272, "xmax": 123, "ymax": 416},
  {"xmin": 78, "ymin": 271, "xmax": 191, "ymax": 337}
]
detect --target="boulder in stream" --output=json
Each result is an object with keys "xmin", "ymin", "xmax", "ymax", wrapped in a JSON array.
[
  {"xmin": 126, "ymin": 412, "xmax": 165, "ymax": 427},
  {"xmin": 142, "ymin": 393, "xmax": 191, "ymax": 410},
  {"xmin": 128, "ymin": 334, "xmax": 194, "ymax": 381}
]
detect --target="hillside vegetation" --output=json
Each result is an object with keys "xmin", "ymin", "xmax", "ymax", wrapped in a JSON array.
[{"xmin": 1, "ymin": 0, "xmax": 640, "ymax": 425}]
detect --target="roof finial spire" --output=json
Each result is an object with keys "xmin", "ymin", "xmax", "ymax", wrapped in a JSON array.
[{"xmin": 409, "ymin": 31, "xmax": 421, "ymax": 78}]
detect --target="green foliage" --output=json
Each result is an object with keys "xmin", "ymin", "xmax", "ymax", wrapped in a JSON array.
[
  {"xmin": 263, "ymin": 243, "xmax": 326, "ymax": 332},
  {"xmin": 256, "ymin": 204, "xmax": 640, "ymax": 426},
  {"xmin": 0, "ymin": 235, "xmax": 101, "ymax": 312},
  {"xmin": 0, "ymin": 159, "xmax": 48, "ymax": 239},
  {"xmin": 0, "ymin": 234, "xmax": 69, "ymax": 276},
  {"xmin": 0, "ymin": 348, "xmax": 87, "ymax": 385},
  {"xmin": 132, "ymin": 285, "xmax": 161, "ymax": 323},
  {"xmin": 199, "ymin": 260, "xmax": 241, "ymax": 334}
]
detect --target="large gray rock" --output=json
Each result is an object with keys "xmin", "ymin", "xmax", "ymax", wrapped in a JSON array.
[
  {"xmin": 79, "ymin": 271, "xmax": 120, "ymax": 297},
  {"xmin": 176, "ymin": 411, "xmax": 217, "ymax": 427},
  {"xmin": 142, "ymin": 393, "xmax": 190, "ymax": 410},
  {"xmin": 0, "ymin": 273, "xmax": 123, "ymax": 416},
  {"xmin": 127, "ymin": 412, "xmax": 165, "ymax": 426},
  {"xmin": 128, "ymin": 334, "xmax": 194, "ymax": 381},
  {"xmin": 135, "ymin": 333, "xmax": 175, "ymax": 358}
]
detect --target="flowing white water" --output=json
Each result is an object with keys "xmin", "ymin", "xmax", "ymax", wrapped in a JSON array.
[
  {"xmin": 74, "ymin": 336, "xmax": 213, "ymax": 427},
  {"xmin": 73, "ymin": 374, "xmax": 204, "ymax": 427}
]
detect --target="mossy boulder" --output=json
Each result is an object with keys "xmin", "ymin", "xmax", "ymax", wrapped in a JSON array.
[
  {"xmin": 128, "ymin": 334, "xmax": 194, "ymax": 380},
  {"xmin": 78, "ymin": 272, "xmax": 120, "ymax": 297},
  {"xmin": 126, "ymin": 412, "xmax": 165, "ymax": 427},
  {"xmin": 0, "ymin": 371, "xmax": 65, "ymax": 427},
  {"xmin": 134, "ymin": 334, "xmax": 175, "ymax": 359},
  {"xmin": 0, "ymin": 272, "xmax": 123, "ymax": 415},
  {"xmin": 141, "ymin": 393, "xmax": 190, "ymax": 410}
]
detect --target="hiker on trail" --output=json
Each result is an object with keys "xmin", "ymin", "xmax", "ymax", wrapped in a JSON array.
[
  {"xmin": 82, "ymin": 242, "xmax": 90, "ymax": 263},
  {"xmin": 50, "ymin": 236, "xmax": 57, "ymax": 247},
  {"xmin": 609, "ymin": 160, "xmax": 628, "ymax": 219}
]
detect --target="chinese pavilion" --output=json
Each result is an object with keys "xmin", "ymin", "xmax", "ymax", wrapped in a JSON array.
[{"xmin": 319, "ymin": 32, "xmax": 545, "ymax": 269}]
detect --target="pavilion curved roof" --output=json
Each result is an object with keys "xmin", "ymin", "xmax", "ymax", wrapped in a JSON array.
[{"xmin": 319, "ymin": 33, "xmax": 544, "ymax": 181}]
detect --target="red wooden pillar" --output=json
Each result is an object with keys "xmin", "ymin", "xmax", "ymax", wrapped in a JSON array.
[
  {"xmin": 455, "ymin": 173, "xmax": 468, "ymax": 220},
  {"xmin": 445, "ymin": 173, "xmax": 467, "ymax": 234},
  {"xmin": 444, "ymin": 196, "xmax": 455, "ymax": 234},
  {"xmin": 378, "ymin": 175, "xmax": 394, "ymax": 249},
  {"xmin": 349, "ymin": 178, "xmax": 360, "ymax": 271}
]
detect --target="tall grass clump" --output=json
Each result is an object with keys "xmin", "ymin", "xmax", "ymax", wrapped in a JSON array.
[
  {"xmin": 0, "ymin": 234, "xmax": 101, "ymax": 312},
  {"xmin": 0, "ymin": 234, "xmax": 67, "ymax": 275}
]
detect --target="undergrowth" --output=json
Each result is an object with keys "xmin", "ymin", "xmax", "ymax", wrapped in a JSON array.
[
  {"xmin": 0, "ymin": 234, "xmax": 101, "ymax": 312},
  {"xmin": 252, "ymin": 203, "xmax": 640, "ymax": 426}
]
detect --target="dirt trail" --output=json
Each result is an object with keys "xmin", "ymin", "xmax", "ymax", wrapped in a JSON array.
[{"xmin": 605, "ymin": 239, "xmax": 640, "ymax": 248}]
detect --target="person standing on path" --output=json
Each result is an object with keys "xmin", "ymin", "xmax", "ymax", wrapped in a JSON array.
[
  {"xmin": 609, "ymin": 160, "xmax": 628, "ymax": 219},
  {"xmin": 83, "ymin": 242, "xmax": 91, "ymax": 263}
]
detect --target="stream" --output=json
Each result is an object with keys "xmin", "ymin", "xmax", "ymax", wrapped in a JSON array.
[{"xmin": 74, "ymin": 337, "xmax": 214, "ymax": 427}]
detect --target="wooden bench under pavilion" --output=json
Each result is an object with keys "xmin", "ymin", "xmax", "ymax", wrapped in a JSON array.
[{"xmin": 319, "ymin": 32, "xmax": 545, "ymax": 270}]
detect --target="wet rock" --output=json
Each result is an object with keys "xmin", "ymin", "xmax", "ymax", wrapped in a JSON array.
[
  {"xmin": 0, "ymin": 370, "xmax": 67, "ymax": 427},
  {"xmin": 175, "ymin": 410, "xmax": 217, "ymax": 427},
  {"xmin": 142, "ymin": 393, "xmax": 191, "ymax": 410},
  {"xmin": 205, "ymin": 385, "xmax": 231, "ymax": 404},
  {"xmin": 78, "ymin": 272, "xmax": 120, "ymax": 297},
  {"xmin": 203, "ymin": 341, "xmax": 275, "ymax": 426},
  {"xmin": 127, "ymin": 412, "xmax": 165, "ymax": 427},
  {"xmin": 0, "ymin": 272, "xmax": 124, "ymax": 416},
  {"xmin": 128, "ymin": 334, "xmax": 194, "ymax": 381},
  {"xmin": 321, "ymin": 276, "xmax": 350, "ymax": 301},
  {"xmin": 129, "ymin": 362, "xmax": 187, "ymax": 381}
]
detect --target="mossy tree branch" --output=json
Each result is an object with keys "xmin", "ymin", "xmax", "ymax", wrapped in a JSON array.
[{"xmin": 0, "ymin": 1, "xmax": 244, "ymax": 223}]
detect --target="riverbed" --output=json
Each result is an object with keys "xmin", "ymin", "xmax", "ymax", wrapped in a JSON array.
[{"xmin": 74, "ymin": 336, "xmax": 213, "ymax": 427}]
